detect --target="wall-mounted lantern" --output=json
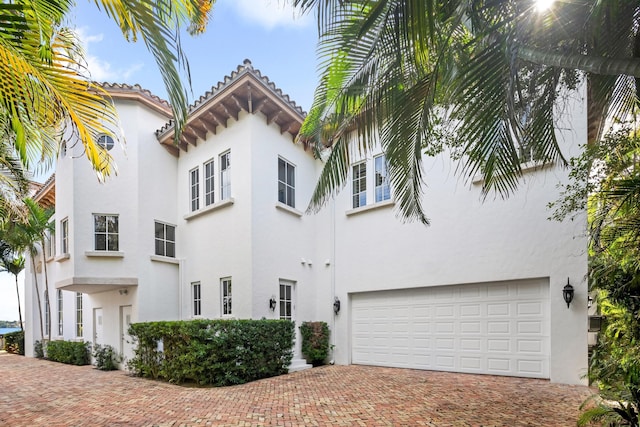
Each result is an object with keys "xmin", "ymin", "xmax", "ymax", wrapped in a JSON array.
[
  {"xmin": 333, "ymin": 297, "xmax": 341, "ymax": 315},
  {"xmin": 563, "ymin": 278, "xmax": 574, "ymax": 309},
  {"xmin": 269, "ymin": 296, "xmax": 277, "ymax": 311}
]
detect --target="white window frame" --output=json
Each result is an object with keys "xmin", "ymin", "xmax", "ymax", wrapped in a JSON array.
[
  {"xmin": 45, "ymin": 229, "xmax": 55, "ymax": 259},
  {"xmin": 94, "ymin": 214, "xmax": 119, "ymax": 251},
  {"xmin": 57, "ymin": 289, "xmax": 63, "ymax": 336},
  {"xmin": 374, "ymin": 154, "xmax": 391, "ymax": 203},
  {"xmin": 220, "ymin": 151, "xmax": 231, "ymax": 201},
  {"xmin": 192, "ymin": 282, "xmax": 201, "ymax": 317},
  {"xmin": 61, "ymin": 218, "xmax": 69, "ymax": 255},
  {"xmin": 352, "ymin": 162, "xmax": 367, "ymax": 208},
  {"xmin": 154, "ymin": 221, "xmax": 176, "ymax": 258},
  {"xmin": 279, "ymin": 280, "xmax": 294, "ymax": 321},
  {"xmin": 75, "ymin": 292, "xmax": 83, "ymax": 337},
  {"xmin": 204, "ymin": 159, "xmax": 215, "ymax": 206},
  {"xmin": 221, "ymin": 277, "xmax": 232, "ymax": 316},
  {"xmin": 278, "ymin": 157, "xmax": 296, "ymax": 208},
  {"xmin": 44, "ymin": 290, "xmax": 49, "ymax": 337},
  {"xmin": 190, "ymin": 167, "xmax": 200, "ymax": 212}
]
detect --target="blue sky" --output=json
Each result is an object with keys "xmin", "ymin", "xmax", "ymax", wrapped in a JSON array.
[
  {"xmin": 0, "ymin": 0, "xmax": 319, "ymax": 322},
  {"xmin": 72, "ymin": 0, "xmax": 319, "ymax": 111}
]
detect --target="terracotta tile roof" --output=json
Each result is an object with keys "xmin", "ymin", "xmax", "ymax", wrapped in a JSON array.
[{"xmin": 155, "ymin": 59, "xmax": 306, "ymax": 155}]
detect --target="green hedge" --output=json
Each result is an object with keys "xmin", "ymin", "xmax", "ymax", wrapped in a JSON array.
[
  {"xmin": 128, "ymin": 319, "xmax": 295, "ymax": 386},
  {"xmin": 300, "ymin": 321, "xmax": 330, "ymax": 366},
  {"xmin": 4, "ymin": 331, "xmax": 24, "ymax": 355},
  {"xmin": 46, "ymin": 340, "xmax": 91, "ymax": 365}
]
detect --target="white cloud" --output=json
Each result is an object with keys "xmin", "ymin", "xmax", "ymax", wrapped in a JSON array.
[
  {"xmin": 73, "ymin": 27, "xmax": 144, "ymax": 83},
  {"xmin": 229, "ymin": 0, "xmax": 312, "ymax": 30}
]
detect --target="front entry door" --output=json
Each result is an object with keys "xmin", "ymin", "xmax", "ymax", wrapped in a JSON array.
[
  {"xmin": 120, "ymin": 305, "xmax": 133, "ymax": 362},
  {"xmin": 93, "ymin": 308, "xmax": 103, "ymax": 346}
]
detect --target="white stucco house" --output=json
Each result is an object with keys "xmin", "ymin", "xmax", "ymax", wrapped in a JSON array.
[{"xmin": 24, "ymin": 60, "xmax": 588, "ymax": 384}]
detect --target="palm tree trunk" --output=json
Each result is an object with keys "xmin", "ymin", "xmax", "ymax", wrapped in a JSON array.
[
  {"xmin": 30, "ymin": 255, "xmax": 44, "ymax": 342},
  {"xmin": 40, "ymin": 238, "xmax": 51, "ymax": 339},
  {"xmin": 14, "ymin": 274, "xmax": 23, "ymax": 332}
]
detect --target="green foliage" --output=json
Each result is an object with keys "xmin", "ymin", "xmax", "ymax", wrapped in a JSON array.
[
  {"xmin": 127, "ymin": 319, "xmax": 295, "ymax": 386},
  {"xmin": 299, "ymin": 321, "xmax": 330, "ymax": 366},
  {"xmin": 92, "ymin": 344, "xmax": 122, "ymax": 371},
  {"xmin": 4, "ymin": 330, "xmax": 24, "ymax": 355},
  {"xmin": 46, "ymin": 340, "xmax": 91, "ymax": 366},
  {"xmin": 34, "ymin": 340, "xmax": 44, "ymax": 358}
]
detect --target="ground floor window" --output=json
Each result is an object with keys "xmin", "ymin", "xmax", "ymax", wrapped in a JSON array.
[
  {"xmin": 221, "ymin": 278, "xmax": 232, "ymax": 316},
  {"xmin": 75, "ymin": 292, "xmax": 83, "ymax": 337},
  {"xmin": 192, "ymin": 282, "xmax": 201, "ymax": 317},
  {"xmin": 279, "ymin": 281, "xmax": 294, "ymax": 320}
]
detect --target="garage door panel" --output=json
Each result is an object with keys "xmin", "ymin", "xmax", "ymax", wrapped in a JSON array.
[{"xmin": 351, "ymin": 279, "xmax": 550, "ymax": 379}]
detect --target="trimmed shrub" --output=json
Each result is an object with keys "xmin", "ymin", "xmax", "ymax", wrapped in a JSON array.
[
  {"xmin": 128, "ymin": 319, "xmax": 295, "ymax": 386},
  {"xmin": 4, "ymin": 331, "xmax": 24, "ymax": 355},
  {"xmin": 93, "ymin": 344, "xmax": 121, "ymax": 371},
  {"xmin": 34, "ymin": 340, "xmax": 45, "ymax": 358},
  {"xmin": 299, "ymin": 321, "xmax": 330, "ymax": 366},
  {"xmin": 46, "ymin": 340, "xmax": 91, "ymax": 366}
]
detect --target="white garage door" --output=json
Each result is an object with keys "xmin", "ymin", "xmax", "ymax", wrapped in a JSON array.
[{"xmin": 351, "ymin": 279, "xmax": 550, "ymax": 378}]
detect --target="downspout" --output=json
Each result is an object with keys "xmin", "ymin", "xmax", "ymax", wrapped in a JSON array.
[{"xmin": 330, "ymin": 197, "xmax": 337, "ymax": 361}]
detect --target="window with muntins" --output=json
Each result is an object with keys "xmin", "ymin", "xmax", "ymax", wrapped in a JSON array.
[
  {"xmin": 352, "ymin": 162, "xmax": 367, "ymax": 208},
  {"xmin": 221, "ymin": 277, "xmax": 232, "ymax": 316},
  {"xmin": 154, "ymin": 222, "xmax": 175, "ymax": 257},
  {"xmin": 204, "ymin": 159, "xmax": 215, "ymax": 206},
  {"xmin": 45, "ymin": 230, "xmax": 55, "ymax": 258},
  {"xmin": 192, "ymin": 282, "xmax": 201, "ymax": 317},
  {"xmin": 44, "ymin": 291, "xmax": 49, "ymax": 336},
  {"xmin": 279, "ymin": 282, "xmax": 293, "ymax": 320},
  {"xmin": 94, "ymin": 214, "xmax": 119, "ymax": 251},
  {"xmin": 278, "ymin": 158, "xmax": 295, "ymax": 208},
  {"xmin": 374, "ymin": 155, "xmax": 391, "ymax": 202},
  {"xmin": 76, "ymin": 292, "xmax": 83, "ymax": 337},
  {"xmin": 220, "ymin": 151, "xmax": 231, "ymax": 200},
  {"xmin": 61, "ymin": 218, "xmax": 69, "ymax": 254},
  {"xmin": 57, "ymin": 289, "xmax": 63, "ymax": 336},
  {"xmin": 190, "ymin": 167, "xmax": 200, "ymax": 211}
]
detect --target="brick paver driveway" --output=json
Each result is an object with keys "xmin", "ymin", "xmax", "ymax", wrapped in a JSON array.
[{"xmin": 0, "ymin": 353, "xmax": 593, "ymax": 426}]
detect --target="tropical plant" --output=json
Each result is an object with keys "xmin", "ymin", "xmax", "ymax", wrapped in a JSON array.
[
  {"xmin": 299, "ymin": 321, "xmax": 331, "ymax": 366},
  {"xmin": 294, "ymin": 0, "xmax": 640, "ymax": 223},
  {"xmin": 0, "ymin": 0, "xmax": 214, "ymax": 190},
  {"xmin": 0, "ymin": 252, "xmax": 25, "ymax": 332},
  {"xmin": 4, "ymin": 198, "xmax": 55, "ymax": 341},
  {"xmin": 92, "ymin": 344, "xmax": 122, "ymax": 371}
]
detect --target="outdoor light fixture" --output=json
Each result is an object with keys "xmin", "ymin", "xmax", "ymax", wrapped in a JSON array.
[
  {"xmin": 563, "ymin": 278, "xmax": 574, "ymax": 308},
  {"xmin": 333, "ymin": 297, "xmax": 341, "ymax": 315},
  {"xmin": 269, "ymin": 296, "xmax": 276, "ymax": 311}
]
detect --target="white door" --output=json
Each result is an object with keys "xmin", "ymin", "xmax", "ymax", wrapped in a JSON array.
[
  {"xmin": 120, "ymin": 305, "xmax": 133, "ymax": 361},
  {"xmin": 351, "ymin": 279, "xmax": 550, "ymax": 378},
  {"xmin": 93, "ymin": 308, "xmax": 103, "ymax": 346}
]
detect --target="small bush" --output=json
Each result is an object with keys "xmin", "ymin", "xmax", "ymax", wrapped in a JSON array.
[
  {"xmin": 128, "ymin": 319, "xmax": 295, "ymax": 386},
  {"xmin": 4, "ymin": 331, "xmax": 24, "ymax": 355},
  {"xmin": 34, "ymin": 340, "xmax": 45, "ymax": 358},
  {"xmin": 93, "ymin": 344, "xmax": 121, "ymax": 370},
  {"xmin": 46, "ymin": 340, "xmax": 90, "ymax": 366},
  {"xmin": 299, "ymin": 321, "xmax": 330, "ymax": 366}
]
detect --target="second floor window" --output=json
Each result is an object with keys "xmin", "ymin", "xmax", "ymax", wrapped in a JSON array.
[
  {"xmin": 190, "ymin": 167, "xmax": 200, "ymax": 212},
  {"xmin": 154, "ymin": 222, "xmax": 176, "ymax": 258},
  {"xmin": 61, "ymin": 218, "xmax": 69, "ymax": 254},
  {"xmin": 94, "ymin": 214, "xmax": 119, "ymax": 251},
  {"xmin": 278, "ymin": 158, "xmax": 295, "ymax": 208},
  {"xmin": 220, "ymin": 151, "xmax": 231, "ymax": 200},
  {"xmin": 352, "ymin": 162, "xmax": 367, "ymax": 208},
  {"xmin": 204, "ymin": 159, "xmax": 215, "ymax": 206},
  {"xmin": 374, "ymin": 155, "xmax": 391, "ymax": 202}
]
